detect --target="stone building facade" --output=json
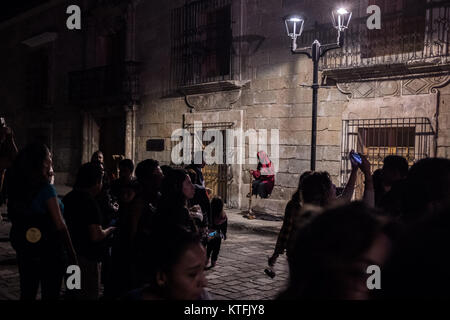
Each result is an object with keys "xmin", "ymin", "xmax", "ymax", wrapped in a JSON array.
[
  {"xmin": 1, "ymin": 0, "xmax": 449, "ymax": 216},
  {"xmin": 0, "ymin": 0, "xmax": 84, "ymax": 185}
]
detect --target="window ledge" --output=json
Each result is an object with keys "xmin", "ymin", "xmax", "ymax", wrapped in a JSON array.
[{"xmin": 168, "ymin": 80, "xmax": 251, "ymax": 97}]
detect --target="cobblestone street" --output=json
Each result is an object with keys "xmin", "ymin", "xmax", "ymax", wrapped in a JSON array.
[
  {"xmin": 0, "ymin": 211, "xmax": 288, "ymax": 300},
  {"xmin": 0, "ymin": 218, "xmax": 20, "ymax": 300},
  {"xmin": 205, "ymin": 229, "xmax": 289, "ymax": 300}
]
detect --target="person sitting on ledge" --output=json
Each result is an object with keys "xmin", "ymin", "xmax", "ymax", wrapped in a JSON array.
[{"xmin": 250, "ymin": 151, "xmax": 275, "ymax": 199}]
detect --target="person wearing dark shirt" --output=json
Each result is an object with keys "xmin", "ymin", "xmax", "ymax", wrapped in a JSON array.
[
  {"xmin": 0, "ymin": 121, "xmax": 18, "ymax": 205},
  {"xmin": 186, "ymin": 151, "xmax": 206, "ymax": 188},
  {"xmin": 63, "ymin": 163, "xmax": 115, "ymax": 300},
  {"xmin": 156, "ymin": 168, "xmax": 197, "ymax": 232},
  {"xmin": 110, "ymin": 158, "xmax": 135, "ymax": 201},
  {"xmin": 186, "ymin": 168, "xmax": 210, "ymax": 244},
  {"xmin": 90, "ymin": 151, "xmax": 118, "ymax": 296},
  {"xmin": 110, "ymin": 159, "xmax": 163, "ymax": 298},
  {"xmin": 0, "ymin": 119, "xmax": 18, "ymax": 172},
  {"xmin": 205, "ymin": 197, "xmax": 227, "ymax": 269}
]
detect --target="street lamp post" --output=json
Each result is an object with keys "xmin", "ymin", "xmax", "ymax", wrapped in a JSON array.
[{"xmin": 284, "ymin": 8, "xmax": 352, "ymax": 171}]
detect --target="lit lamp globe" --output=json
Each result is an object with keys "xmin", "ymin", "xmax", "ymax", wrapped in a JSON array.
[
  {"xmin": 332, "ymin": 8, "xmax": 352, "ymax": 31},
  {"xmin": 284, "ymin": 15, "xmax": 304, "ymax": 40}
]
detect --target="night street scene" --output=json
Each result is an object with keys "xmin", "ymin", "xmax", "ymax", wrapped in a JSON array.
[{"xmin": 1, "ymin": 0, "xmax": 450, "ymax": 310}]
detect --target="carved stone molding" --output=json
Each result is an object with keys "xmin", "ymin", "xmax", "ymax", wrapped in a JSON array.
[
  {"xmin": 185, "ymin": 90, "xmax": 242, "ymax": 112},
  {"xmin": 337, "ymin": 75, "xmax": 450, "ymax": 99}
]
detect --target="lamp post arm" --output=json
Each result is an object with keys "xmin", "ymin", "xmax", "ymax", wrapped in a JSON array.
[
  {"xmin": 320, "ymin": 30, "xmax": 345, "ymax": 57},
  {"xmin": 290, "ymin": 37, "xmax": 312, "ymax": 58},
  {"xmin": 319, "ymin": 43, "xmax": 341, "ymax": 57},
  {"xmin": 291, "ymin": 48, "xmax": 312, "ymax": 59}
]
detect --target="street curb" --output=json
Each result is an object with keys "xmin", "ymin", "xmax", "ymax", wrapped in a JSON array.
[
  {"xmin": 227, "ymin": 220, "xmax": 280, "ymax": 236},
  {"xmin": 225, "ymin": 209, "xmax": 282, "ymax": 236}
]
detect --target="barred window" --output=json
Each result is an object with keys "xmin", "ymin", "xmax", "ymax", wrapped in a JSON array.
[
  {"xmin": 341, "ymin": 118, "xmax": 435, "ymax": 199},
  {"xmin": 170, "ymin": 0, "xmax": 233, "ymax": 89}
]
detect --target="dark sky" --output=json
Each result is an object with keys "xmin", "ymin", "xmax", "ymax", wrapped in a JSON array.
[{"xmin": 0, "ymin": 1, "xmax": 51, "ymax": 23}]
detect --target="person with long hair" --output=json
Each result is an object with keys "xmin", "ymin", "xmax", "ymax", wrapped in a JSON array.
[
  {"xmin": 156, "ymin": 168, "xmax": 196, "ymax": 231},
  {"xmin": 7, "ymin": 142, "xmax": 77, "ymax": 300}
]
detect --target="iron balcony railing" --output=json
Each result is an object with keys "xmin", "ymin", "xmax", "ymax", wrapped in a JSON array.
[
  {"xmin": 68, "ymin": 61, "xmax": 140, "ymax": 105},
  {"xmin": 298, "ymin": 0, "xmax": 450, "ymax": 79}
]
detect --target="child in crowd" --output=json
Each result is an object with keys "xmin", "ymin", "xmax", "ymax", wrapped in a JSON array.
[
  {"xmin": 128, "ymin": 226, "xmax": 209, "ymax": 300},
  {"xmin": 206, "ymin": 197, "xmax": 228, "ymax": 269}
]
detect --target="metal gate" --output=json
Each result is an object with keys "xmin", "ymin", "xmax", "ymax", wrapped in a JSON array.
[
  {"xmin": 184, "ymin": 122, "xmax": 234, "ymax": 203},
  {"xmin": 341, "ymin": 117, "xmax": 435, "ymax": 199},
  {"xmin": 203, "ymin": 163, "xmax": 228, "ymax": 203}
]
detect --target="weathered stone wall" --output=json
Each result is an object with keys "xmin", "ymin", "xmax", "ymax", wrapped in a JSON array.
[
  {"xmin": 134, "ymin": 0, "xmax": 449, "ymax": 216},
  {"xmin": 437, "ymin": 82, "xmax": 450, "ymax": 158},
  {"xmin": 0, "ymin": 1, "xmax": 84, "ymax": 186},
  {"xmin": 2, "ymin": 0, "xmax": 447, "ymax": 208},
  {"xmin": 134, "ymin": 0, "xmax": 348, "ymax": 216}
]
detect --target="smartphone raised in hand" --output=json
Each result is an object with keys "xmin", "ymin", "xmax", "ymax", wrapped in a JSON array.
[
  {"xmin": 208, "ymin": 231, "xmax": 217, "ymax": 238},
  {"xmin": 350, "ymin": 151, "xmax": 362, "ymax": 165}
]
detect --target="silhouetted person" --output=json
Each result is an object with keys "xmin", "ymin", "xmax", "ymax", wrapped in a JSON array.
[
  {"xmin": 279, "ymin": 202, "xmax": 396, "ymax": 300},
  {"xmin": 268, "ymin": 171, "xmax": 312, "ymax": 272},
  {"xmin": 90, "ymin": 151, "xmax": 118, "ymax": 297},
  {"xmin": 156, "ymin": 168, "xmax": 197, "ymax": 232},
  {"xmin": 63, "ymin": 162, "xmax": 116, "ymax": 300},
  {"xmin": 372, "ymin": 168, "xmax": 384, "ymax": 207},
  {"xmin": 381, "ymin": 155, "xmax": 408, "ymax": 191},
  {"xmin": 400, "ymin": 157, "xmax": 450, "ymax": 223},
  {"xmin": 0, "ymin": 119, "xmax": 18, "ymax": 172},
  {"xmin": 110, "ymin": 158, "xmax": 135, "ymax": 200},
  {"xmin": 0, "ymin": 120, "xmax": 18, "ymax": 205},
  {"xmin": 377, "ymin": 155, "xmax": 409, "ymax": 218},
  {"xmin": 160, "ymin": 165, "xmax": 172, "ymax": 177},
  {"xmin": 186, "ymin": 150, "xmax": 206, "ymax": 188},
  {"xmin": 206, "ymin": 196, "xmax": 227, "ymax": 269},
  {"xmin": 382, "ymin": 202, "xmax": 450, "ymax": 299},
  {"xmin": 129, "ymin": 226, "xmax": 209, "ymax": 300},
  {"xmin": 186, "ymin": 168, "xmax": 210, "ymax": 243},
  {"xmin": 110, "ymin": 159, "xmax": 163, "ymax": 298}
]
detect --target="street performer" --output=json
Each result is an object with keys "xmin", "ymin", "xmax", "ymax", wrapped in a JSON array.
[{"xmin": 250, "ymin": 151, "xmax": 275, "ymax": 199}]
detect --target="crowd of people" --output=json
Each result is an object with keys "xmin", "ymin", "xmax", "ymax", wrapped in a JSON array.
[
  {"xmin": 270, "ymin": 153, "xmax": 450, "ymax": 299},
  {"xmin": 0, "ymin": 128, "xmax": 227, "ymax": 300},
  {"xmin": 1, "ymin": 121, "xmax": 450, "ymax": 300}
]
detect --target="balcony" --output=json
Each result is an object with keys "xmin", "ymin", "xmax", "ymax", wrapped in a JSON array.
[
  {"xmin": 298, "ymin": 1, "xmax": 450, "ymax": 82},
  {"xmin": 68, "ymin": 61, "xmax": 140, "ymax": 106}
]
